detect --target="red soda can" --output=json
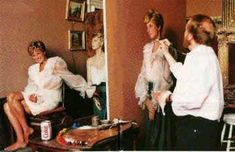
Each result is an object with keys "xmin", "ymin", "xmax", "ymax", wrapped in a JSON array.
[{"xmin": 40, "ymin": 120, "xmax": 52, "ymax": 140}]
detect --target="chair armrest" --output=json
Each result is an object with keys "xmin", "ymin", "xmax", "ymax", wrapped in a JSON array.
[{"xmin": 38, "ymin": 106, "xmax": 66, "ymax": 117}]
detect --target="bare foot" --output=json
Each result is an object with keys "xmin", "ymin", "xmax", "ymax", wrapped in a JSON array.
[
  {"xmin": 4, "ymin": 141, "xmax": 26, "ymax": 151},
  {"xmin": 23, "ymin": 127, "xmax": 34, "ymax": 144}
]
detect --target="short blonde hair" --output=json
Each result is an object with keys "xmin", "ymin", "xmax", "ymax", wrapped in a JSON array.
[
  {"xmin": 27, "ymin": 40, "xmax": 46, "ymax": 56},
  {"xmin": 144, "ymin": 9, "xmax": 164, "ymax": 33}
]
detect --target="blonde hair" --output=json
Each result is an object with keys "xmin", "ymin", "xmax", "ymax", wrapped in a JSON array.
[
  {"xmin": 27, "ymin": 40, "xmax": 46, "ymax": 56},
  {"xmin": 92, "ymin": 32, "xmax": 104, "ymax": 52},
  {"xmin": 144, "ymin": 9, "xmax": 164, "ymax": 33}
]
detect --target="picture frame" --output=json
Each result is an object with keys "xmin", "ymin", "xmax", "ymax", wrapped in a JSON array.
[
  {"xmin": 65, "ymin": 0, "xmax": 85, "ymax": 22},
  {"xmin": 68, "ymin": 30, "xmax": 85, "ymax": 51},
  {"xmin": 87, "ymin": 0, "xmax": 103, "ymax": 12}
]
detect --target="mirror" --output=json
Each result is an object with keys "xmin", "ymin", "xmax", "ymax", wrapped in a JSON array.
[{"xmin": 85, "ymin": 0, "xmax": 108, "ymax": 120}]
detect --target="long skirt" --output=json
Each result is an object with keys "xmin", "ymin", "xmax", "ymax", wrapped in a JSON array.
[
  {"xmin": 144, "ymin": 102, "xmax": 176, "ymax": 150},
  {"xmin": 93, "ymin": 82, "xmax": 107, "ymax": 119}
]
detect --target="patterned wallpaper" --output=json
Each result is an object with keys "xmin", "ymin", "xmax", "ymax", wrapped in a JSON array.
[{"xmin": 0, "ymin": 0, "xmax": 88, "ymax": 97}]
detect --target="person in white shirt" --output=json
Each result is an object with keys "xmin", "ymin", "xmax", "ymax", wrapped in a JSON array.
[
  {"xmin": 135, "ymin": 9, "xmax": 173, "ymax": 150},
  {"xmin": 154, "ymin": 14, "xmax": 224, "ymax": 150},
  {"xmin": 87, "ymin": 32, "xmax": 107, "ymax": 119},
  {"xmin": 3, "ymin": 40, "xmax": 95, "ymax": 151}
]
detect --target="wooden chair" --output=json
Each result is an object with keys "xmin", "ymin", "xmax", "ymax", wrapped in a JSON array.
[{"xmin": 29, "ymin": 83, "xmax": 73, "ymax": 138}]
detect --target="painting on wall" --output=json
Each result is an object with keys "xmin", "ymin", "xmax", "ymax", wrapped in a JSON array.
[
  {"xmin": 65, "ymin": 0, "xmax": 85, "ymax": 22},
  {"xmin": 68, "ymin": 30, "xmax": 85, "ymax": 51},
  {"xmin": 87, "ymin": 0, "xmax": 103, "ymax": 12}
]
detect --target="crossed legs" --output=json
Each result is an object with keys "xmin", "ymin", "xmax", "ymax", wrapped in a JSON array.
[{"xmin": 3, "ymin": 92, "xmax": 34, "ymax": 151}]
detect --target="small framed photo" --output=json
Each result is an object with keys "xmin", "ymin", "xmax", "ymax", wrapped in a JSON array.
[
  {"xmin": 65, "ymin": 0, "xmax": 85, "ymax": 22},
  {"xmin": 68, "ymin": 30, "xmax": 85, "ymax": 51},
  {"xmin": 87, "ymin": 0, "xmax": 103, "ymax": 12}
]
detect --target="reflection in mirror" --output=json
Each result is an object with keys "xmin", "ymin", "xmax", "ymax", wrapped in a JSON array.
[
  {"xmin": 85, "ymin": 0, "xmax": 108, "ymax": 120},
  {"xmin": 87, "ymin": 33, "xmax": 107, "ymax": 119}
]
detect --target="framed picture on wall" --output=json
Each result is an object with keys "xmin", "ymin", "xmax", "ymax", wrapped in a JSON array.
[
  {"xmin": 68, "ymin": 30, "xmax": 85, "ymax": 51},
  {"xmin": 87, "ymin": 0, "xmax": 103, "ymax": 12},
  {"xmin": 65, "ymin": 0, "xmax": 85, "ymax": 22}
]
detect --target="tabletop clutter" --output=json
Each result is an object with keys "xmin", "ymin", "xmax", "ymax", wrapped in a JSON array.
[{"xmin": 53, "ymin": 117, "xmax": 137, "ymax": 146}]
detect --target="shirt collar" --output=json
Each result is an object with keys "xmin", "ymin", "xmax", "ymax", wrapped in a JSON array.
[{"xmin": 188, "ymin": 44, "xmax": 202, "ymax": 55}]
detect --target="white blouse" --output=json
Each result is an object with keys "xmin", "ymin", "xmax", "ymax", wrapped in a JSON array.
[
  {"xmin": 22, "ymin": 56, "xmax": 95, "ymax": 115},
  {"xmin": 90, "ymin": 65, "xmax": 106, "ymax": 85},
  {"xmin": 87, "ymin": 54, "xmax": 106, "ymax": 86},
  {"xmin": 171, "ymin": 45, "xmax": 224, "ymax": 121},
  {"xmin": 135, "ymin": 41, "xmax": 173, "ymax": 108}
]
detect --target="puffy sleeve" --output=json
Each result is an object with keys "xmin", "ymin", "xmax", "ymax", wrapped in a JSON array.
[
  {"xmin": 24, "ymin": 73, "xmax": 38, "ymax": 94},
  {"xmin": 161, "ymin": 59, "xmax": 173, "ymax": 90},
  {"xmin": 86, "ymin": 58, "xmax": 92, "ymax": 86},
  {"xmin": 135, "ymin": 45, "xmax": 150, "ymax": 107},
  {"xmin": 53, "ymin": 57, "xmax": 95, "ymax": 98},
  {"xmin": 135, "ymin": 62, "xmax": 148, "ymax": 107},
  {"xmin": 23, "ymin": 65, "xmax": 38, "ymax": 94}
]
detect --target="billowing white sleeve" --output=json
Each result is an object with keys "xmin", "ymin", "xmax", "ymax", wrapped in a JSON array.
[
  {"xmin": 135, "ymin": 62, "xmax": 147, "ymax": 106},
  {"xmin": 171, "ymin": 56, "xmax": 216, "ymax": 110},
  {"xmin": 54, "ymin": 57, "xmax": 95, "ymax": 98},
  {"xmin": 24, "ymin": 76, "xmax": 38, "ymax": 94},
  {"xmin": 23, "ymin": 67, "xmax": 39, "ymax": 93}
]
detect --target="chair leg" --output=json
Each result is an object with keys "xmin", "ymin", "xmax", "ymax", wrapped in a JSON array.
[
  {"xmin": 221, "ymin": 124, "xmax": 226, "ymax": 144},
  {"xmin": 227, "ymin": 125, "xmax": 233, "ymax": 151}
]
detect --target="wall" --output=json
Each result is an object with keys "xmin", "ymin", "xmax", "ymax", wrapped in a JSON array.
[
  {"xmin": 0, "ymin": 0, "xmax": 87, "ymax": 97},
  {"xmin": 186, "ymin": 0, "xmax": 221, "ymax": 17},
  {"xmin": 106, "ymin": 0, "xmax": 186, "ymax": 134}
]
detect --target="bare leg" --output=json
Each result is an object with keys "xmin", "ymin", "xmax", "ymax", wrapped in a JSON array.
[
  {"xmin": 7, "ymin": 93, "xmax": 34, "ymax": 144},
  {"xmin": 3, "ymin": 103, "xmax": 26, "ymax": 151}
]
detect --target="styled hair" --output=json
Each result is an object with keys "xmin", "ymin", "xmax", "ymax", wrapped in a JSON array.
[
  {"xmin": 187, "ymin": 14, "xmax": 216, "ymax": 45},
  {"xmin": 144, "ymin": 9, "xmax": 164, "ymax": 33},
  {"xmin": 92, "ymin": 32, "xmax": 104, "ymax": 42},
  {"xmin": 92, "ymin": 32, "xmax": 104, "ymax": 52},
  {"xmin": 27, "ymin": 40, "xmax": 46, "ymax": 56}
]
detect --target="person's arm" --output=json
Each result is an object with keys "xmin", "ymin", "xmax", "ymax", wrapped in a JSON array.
[
  {"xmin": 172, "ymin": 54, "xmax": 216, "ymax": 109},
  {"xmin": 24, "ymin": 67, "xmax": 39, "ymax": 103},
  {"xmin": 158, "ymin": 40, "xmax": 184, "ymax": 79},
  {"xmin": 54, "ymin": 57, "xmax": 95, "ymax": 98},
  {"xmin": 86, "ymin": 58, "xmax": 92, "ymax": 85},
  {"xmin": 24, "ymin": 67, "xmax": 38, "ymax": 93},
  {"xmin": 159, "ymin": 39, "xmax": 177, "ymax": 66},
  {"xmin": 135, "ymin": 58, "xmax": 148, "ymax": 107}
]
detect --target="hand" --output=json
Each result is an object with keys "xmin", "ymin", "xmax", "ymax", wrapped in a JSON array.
[
  {"xmin": 13, "ymin": 92, "xmax": 24, "ymax": 101},
  {"xmin": 153, "ymin": 91, "xmax": 161, "ymax": 102},
  {"xmin": 159, "ymin": 39, "xmax": 170, "ymax": 55},
  {"xmin": 145, "ymin": 99, "xmax": 155, "ymax": 120},
  {"xmin": 93, "ymin": 91, "xmax": 100, "ymax": 97},
  {"xmin": 153, "ymin": 91, "xmax": 172, "ymax": 103},
  {"xmin": 29, "ymin": 94, "xmax": 37, "ymax": 103}
]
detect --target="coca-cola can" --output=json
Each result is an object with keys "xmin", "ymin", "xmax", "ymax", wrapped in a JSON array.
[{"xmin": 40, "ymin": 120, "xmax": 52, "ymax": 140}]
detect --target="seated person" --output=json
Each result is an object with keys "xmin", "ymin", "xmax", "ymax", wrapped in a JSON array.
[
  {"xmin": 87, "ymin": 32, "xmax": 107, "ymax": 119},
  {"xmin": 3, "ymin": 40, "xmax": 95, "ymax": 151}
]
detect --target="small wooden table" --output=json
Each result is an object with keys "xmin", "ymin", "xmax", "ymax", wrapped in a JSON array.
[{"xmin": 29, "ymin": 122, "xmax": 139, "ymax": 151}]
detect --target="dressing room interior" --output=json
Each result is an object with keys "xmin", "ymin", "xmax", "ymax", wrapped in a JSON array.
[{"xmin": 1, "ymin": 0, "xmax": 235, "ymax": 151}]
